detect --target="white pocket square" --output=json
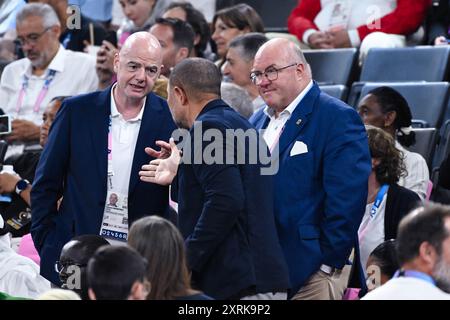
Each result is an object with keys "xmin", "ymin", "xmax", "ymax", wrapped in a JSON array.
[{"xmin": 290, "ymin": 141, "xmax": 308, "ymax": 156}]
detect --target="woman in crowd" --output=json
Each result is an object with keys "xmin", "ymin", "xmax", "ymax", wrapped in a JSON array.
[
  {"xmin": 358, "ymin": 126, "xmax": 421, "ymax": 271},
  {"xmin": 211, "ymin": 3, "xmax": 264, "ymax": 65},
  {"xmin": 128, "ymin": 216, "xmax": 212, "ymax": 300},
  {"xmin": 358, "ymin": 86, "xmax": 430, "ymax": 199},
  {"xmin": 365, "ymin": 239, "xmax": 399, "ymax": 292}
]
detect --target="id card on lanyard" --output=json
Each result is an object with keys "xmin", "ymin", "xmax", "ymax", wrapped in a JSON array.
[
  {"xmin": 328, "ymin": 0, "xmax": 352, "ymax": 30},
  {"xmin": 370, "ymin": 184, "xmax": 389, "ymax": 218},
  {"xmin": 15, "ymin": 69, "xmax": 57, "ymax": 115},
  {"xmin": 100, "ymin": 115, "xmax": 129, "ymax": 242}
]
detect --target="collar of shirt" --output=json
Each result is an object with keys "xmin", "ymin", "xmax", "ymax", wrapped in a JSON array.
[
  {"xmin": 263, "ymin": 80, "xmax": 314, "ymax": 121},
  {"xmin": 23, "ymin": 45, "xmax": 66, "ymax": 78},
  {"xmin": 110, "ymin": 83, "xmax": 146, "ymax": 122}
]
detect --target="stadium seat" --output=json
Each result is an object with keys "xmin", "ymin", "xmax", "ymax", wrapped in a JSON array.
[
  {"xmin": 360, "ymin": 46, "xmax": 450, "ymax": 82},
  {"xmin": 355, "ymin": 82, "xmax": 449, "ymax": 129},
  {"xmin": 304, "ymin": 48, "xmax": 358, "ymax": 86},
  {"xmin": 408, "ymin": 128, "xmax": 439, "ymax": 168},
  {"xmin": 320, "ymin": 85, "xmax": 348, "ymax": 101}
]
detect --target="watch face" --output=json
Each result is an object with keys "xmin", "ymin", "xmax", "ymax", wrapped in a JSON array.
[{"xmin": 17, "ymin": 180, "xmax": 28, "ymax": 191}]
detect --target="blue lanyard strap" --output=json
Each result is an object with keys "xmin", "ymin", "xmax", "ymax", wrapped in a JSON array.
[
  {"xmin": 370, "ymin": 184, "xmax": 389, "ymax": 218},
  {"xmin": 394, "ymin": 270, "xmax": 436, "ymax": 287}
]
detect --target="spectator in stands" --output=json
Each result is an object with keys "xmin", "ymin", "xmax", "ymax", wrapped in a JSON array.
[
  {"xmin": 223, "ymin": 33, "xmax": 268, "ymax": 112},
  {"xmin": 139, "ymin": 58, "xmax": 290, "ymax": 300},
  {"xmin": 249, "ymin": 38, "xmax": 371, "ymax": 300},
  {"xmin": 30, "ymin": 32, "xmax": 176, "ymax": 286},
  {"xmin": 288, "ymin": 0, "xmax": 430, "ymax": 61},
  {"xmin": 0, "ymin": 3, "xmax": 98, "ymax": 159},
  {"xmin": 149, "ymin": 18, "xmax": 195, "ymax": 78},
  {"xmin": 359, "ymin": 126, "xmax": 421, "ymax": 272},
  {"xmin": 357, "ymin": 86, "xmax": 430, "ymax": 199},
  {"xmin": 0, "ymin": 39, "xmax": 16, "ymax": 63},
  {"xmin": 363, "ymin": 203, "xmax": 450, "ymax": 299},
  {"xmin": 220, "ymin": 82, "xmax": 254, "ymax": 119},
  {"xmin": 365, "ymin": 239, "xmax": 399, "ymax": 292},
  {"xmin": 57, "ymin": 235, "xmax": 109, "ymax": 300},
  {"xmin": 87, "ymin": 245, "xmax": 149, "ymax": 300},
  {"xmin": 0, "ymin": 97, "xmax": 67, "ymax": 214},
  {"xmin": 0, "ymin": 215, "xmax": 51, "ymax": 299},
  {"xmin": 163, "ymin": 1, "xmax": 212, "ymax": 59},
  {"xmin": 27, "ymin": 0, "xmax": 109, "ymax": 52},
  {"xmin": 426, "ymin": 0, "xmax": 450, "ymax": 45},
  {"xmin": 128, "ymin": 216, "xmax": 212, "ymax": 300},
  {"xmin": 211, "ymin": 4, "xmax": 264, "ymax": 65}
]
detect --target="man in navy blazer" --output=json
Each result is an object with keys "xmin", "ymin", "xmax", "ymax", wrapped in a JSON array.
[
  {"xmin": 31, "ymin": 32, "xmax": 176, "ymax": 285},
  {"xmin": 249, "ymin": 38, "xmax": 371, "ymax": 299},
  {"xmin": 140, "ymin": 58, "xmax": 290, "ymax": 299}
]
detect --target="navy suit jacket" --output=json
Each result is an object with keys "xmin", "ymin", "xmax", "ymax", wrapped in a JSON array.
[
  {"xmin": 31, "ymin": 87, "xmax": 177, "ymax": 284},
  {"xmin": 250, "ymin": 83, "xmax": 371, "ymax": 296},
  {"xmin": 176, "ymin": 99, "xmax": 290, "ymax": 299}
]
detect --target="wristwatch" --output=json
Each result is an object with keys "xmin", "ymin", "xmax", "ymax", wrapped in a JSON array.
[{"xmin": 15, "ymin": 179, "xmax": 30, "ymax": 195}]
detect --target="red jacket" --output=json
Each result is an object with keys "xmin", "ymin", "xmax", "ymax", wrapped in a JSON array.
[{"xmin": 288, "ymin": 0, "xmax": 431, "ymax": 43}]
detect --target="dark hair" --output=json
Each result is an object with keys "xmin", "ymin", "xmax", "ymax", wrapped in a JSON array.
[
  {"xmin": 154, "ymin": 17, "xmax": 195, "ymax": 53},
  {"xmin": 368, "ymin": 86, "xmax": 416, "ymax": 147},
  {"xmin": 169, "ymin": 57, "xmax": 221, "ymax": 99},
  {"xmin": 59, "ymin": 235, "xmax": 110, "ymax": 300},
  {"xmin": 228, "ymin": 32, "xmax": 268, "ymax": 62},
  {"xmin": 128, "ymin": 216, "xmax": 193, "ymax": 300},
  {"xmin": 366, "ymin": 125, "xmax": 406, "ymax": 185},
  {"xmin": 87, "ymin": 245, "xmax": 147, "ymax": 300},
  {"xmin": 369, "ymin": 239, "xmax": 399, "ymax": 279},
  {"xmin": 396, "ymin": 203, "xmax": 450, "ymax": 265},
  {"xmin": 212, "ymin": 4, "xmax": 264, "ymax": 35},
  {"xmin": 50, "ymin": 95, "xmax": 71, "ymax": 103},
  {"xmin": 165, "ymin": 2, "xmax": 211, "ymax": 57}
]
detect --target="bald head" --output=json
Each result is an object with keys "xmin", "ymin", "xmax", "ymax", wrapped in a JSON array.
[{"xmin": 120, "ymin": 32, "xmax": 162, "ymax": 64}]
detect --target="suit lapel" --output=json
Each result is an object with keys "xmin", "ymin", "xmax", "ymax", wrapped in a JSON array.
[
  {"xmin": 90, "ymin": 87, "xmax": 111, "ymax": 188},
  {"xmin": 128, "ymin": 93, "xmax": 164, "ymax": 195},
  {"xmin": 277, "ymin": 84, "xmax": 320, "ymax": 156}
]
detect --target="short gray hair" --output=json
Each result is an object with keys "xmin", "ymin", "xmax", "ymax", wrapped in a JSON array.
[
  {"xmin": 221, "ymin": 82, "xmax": 254, "ymax": 119},
  {"xmin": 16, "ymin": 3, "xmax": 60, "ymax": 29}
]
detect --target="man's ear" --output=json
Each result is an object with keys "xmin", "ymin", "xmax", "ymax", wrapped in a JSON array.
[
  {"xmin": 419, "ymin": 242, "xmax": 438, "ymax": 271},
  {"xmin": 174, "ymin": 86, "xmax": 188, "ymax": 105},
  {"xmin": 88, "ymin": 288, "xmax": 96, "ymax": 300},
  {"xmin": 295, "ymin": 62, "xmax": 306, "ymax": 81},
  {"xmin": 175, "ymin": 47, "xmax": 190, "ymax": 63},
  {"xmin": 384, "ymin": 110, "xmax": 397, "ymax": 128},
  {"xmin": 128, "ymin": 281, "xmax": 146, "ymax": 300},
  {"xmin": 113, "ymin": 52, "xmax": 120, "ymax": 74}
]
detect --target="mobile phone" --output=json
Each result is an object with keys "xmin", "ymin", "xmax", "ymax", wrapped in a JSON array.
[{"xmin": 0, "ymin": 115, "xmax": 11, "ymax": 135}]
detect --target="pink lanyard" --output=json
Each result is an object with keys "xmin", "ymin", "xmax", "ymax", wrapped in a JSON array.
[{"xmin": 16, "ymin": 70, "xmax": 57, "ymax": 114}]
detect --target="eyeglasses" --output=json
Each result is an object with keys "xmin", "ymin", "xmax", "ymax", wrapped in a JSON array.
[
  {"xmin": 250, "ymin": 63, "xmax": 299, "ymax": 85},
  {"xmin": 55, "ymin": 260, "xmax": 87, "ymax": 273},
  {"xmin": 16, "ymin": 27, "xmax": 51, "ymax": 46}
]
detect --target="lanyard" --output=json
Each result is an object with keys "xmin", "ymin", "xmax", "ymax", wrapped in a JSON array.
[
  {"xmin": 16, "ymin": 69, "xmax": 57, "ymax": 114},
  {"xmin": 394, "ymin": 270, "xmax": 436, "ymax": 287},
  {"xmin": 370, "ymin": 184, "xmax": 389, "ymax": 218},
  {"xmin": 108, "ymin": 115, "xmax": 112, "ymax": 161}
]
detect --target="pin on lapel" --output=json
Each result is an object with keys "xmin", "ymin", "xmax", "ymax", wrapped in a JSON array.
[{"xmin": 296, "ymin": 119, "xmax": 302, "ymax": 126}]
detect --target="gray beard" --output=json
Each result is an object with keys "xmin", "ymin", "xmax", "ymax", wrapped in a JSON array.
[{"xmin": 432, "ymin": 257, "xmax": 450, "ymax": 293}]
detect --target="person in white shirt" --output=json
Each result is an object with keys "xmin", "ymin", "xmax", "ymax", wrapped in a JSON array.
[
  {"xmin": 222, "ymin": 33, "xmax": 268, "ymax": 113},
  {"xmin": 363, "ymin": 203, "xmax": 450, "ymax": 300},
  {"xmin": 0, "ymin": 215, "xmax": 51, "ymax": 299},
  {"xmin": 0, "ymin": 3, "xmax": 98, "ymax": 158},
  {"xmin": 357, "ymin": 86, "xmax": 429, "ymax": 199}
]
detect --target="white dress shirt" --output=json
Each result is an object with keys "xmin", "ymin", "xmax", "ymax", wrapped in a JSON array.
[
  {"xmin": 0, "ymin": 45, "xmax": 98, "ymax": 157},
  {"xmin": 362, "ymin": 277, "xmax": 450, "ymax": 300},
  {"xmin": 396, "ymin": 141, "xmax": 429, "ymax": 200},
  {"xmin": 262, "ymin": 80, "xmax": 313, "ymax": 152}
]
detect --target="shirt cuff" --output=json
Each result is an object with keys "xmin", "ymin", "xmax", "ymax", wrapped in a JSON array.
[
  {"xmin": 303, "ymin": 29, "xmax": 318, "ymax": 45},
  {"xmin": 348, "ymin": 29, "xmax": 361, "ymax": 47}
]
